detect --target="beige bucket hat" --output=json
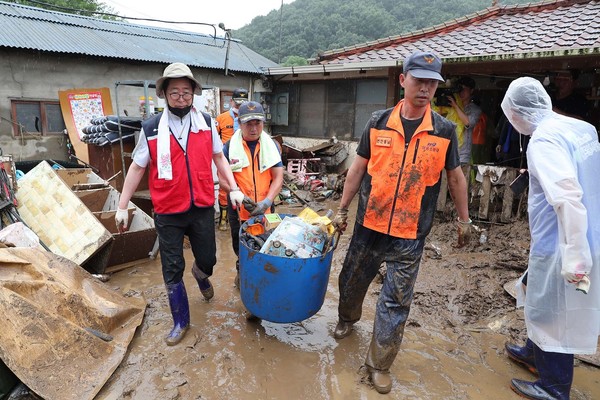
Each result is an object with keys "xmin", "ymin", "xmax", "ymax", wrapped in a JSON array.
[{"xmin": 155, "ymin": 62, "xmax": 202, "ymax": 99}]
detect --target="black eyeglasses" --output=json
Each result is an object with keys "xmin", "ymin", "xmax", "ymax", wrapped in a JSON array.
[{"xmin": 168, "ymin": 92, "xmax": 193, "ymax": 100}]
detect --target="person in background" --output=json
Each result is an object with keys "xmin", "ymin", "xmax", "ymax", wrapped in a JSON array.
[
  {"xmin": 495, "ymin": 113, "xmax": 529, "ymax": 169},
  {"xmin": 115, "ymin": 63, "xmax": 244, "ymax": 346},
  {"xmin": 447, "ymin": 76, "xmax": 482, "ymax": 181},
  {"xmin": 501, "ymin": 77, "xmax": 599, "ymax": 400},
  {"xmin": 215, "ymin": 88, "xmax": 249, "ymax": 231},
  {"xmin": 551, "ymin": 70, "xmax": 589, "ymax": 121},
  {"xmin": 331, "ymin": 51, "xmax": 471, "ymax": 394},
  {"xmin": 218, "ymin": 101, "xmax": 283, "ymax": 289}
]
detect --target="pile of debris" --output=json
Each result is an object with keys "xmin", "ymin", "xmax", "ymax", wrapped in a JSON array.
[{"xmin": 279, "ymin": 139, "xmax": 348, "ymax": 207}]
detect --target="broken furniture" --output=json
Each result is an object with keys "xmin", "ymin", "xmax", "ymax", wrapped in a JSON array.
[{"xmin": 15, "ymin": 161, "xmax": 156, "ymax": 273}]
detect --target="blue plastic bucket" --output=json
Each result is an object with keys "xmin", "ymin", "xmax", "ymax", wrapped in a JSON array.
[{"xmin": 239, "ymin": 215, "xmax": 336, "ymax": 323}]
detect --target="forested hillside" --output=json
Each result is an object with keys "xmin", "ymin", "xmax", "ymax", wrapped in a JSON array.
[{"xmin": 234, "ymin": 0, "xmax": 523, "ymax": 65}]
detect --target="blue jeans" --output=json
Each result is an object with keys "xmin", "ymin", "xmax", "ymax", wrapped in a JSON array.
[{"xmin": 154, "ymin": 206, "xmax": 216, "ymax": 285}]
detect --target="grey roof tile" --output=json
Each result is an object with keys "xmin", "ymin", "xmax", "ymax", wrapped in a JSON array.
[{"xmin": 317, "ymin": 0, "xmax": 600, "ymax": 64}]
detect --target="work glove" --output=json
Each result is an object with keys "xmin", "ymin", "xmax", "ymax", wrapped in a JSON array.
[
  {"xmin": 250, "ymin": 198, "xmax": 272, "ymax": 216},
  {"xmin": 115, "ymin": 208, "xmax": 128, "ymax": 232},
  {"xmin": 229, "ymin": 188, "xmax": 245, "ymax": 210},
  {"xmin": 456, "ymin": 217, "xmax": 472, "ymax": 248},
  {"xmin": 561, "ymin": 262, "xmax": 589, "ymax": 284},
  {"xmin": 242, "ymin": 196, "xmax": 257, "ymax": 212},
  {"xmin": 332, "ymin": 208, "xmax": 349, "ymax": 233},
  {"xmin": 562, "ymin": 264, "xmax": 591, "ymax": 294}
]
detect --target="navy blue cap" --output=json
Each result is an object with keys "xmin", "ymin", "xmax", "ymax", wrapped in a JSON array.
[
  {"xmin": 403, "ymin": 51, "xmax": 444, "ymax": 82},
  {"xmin": 238, "ymin": 101, "xmax": 265, "ymax": 123}
]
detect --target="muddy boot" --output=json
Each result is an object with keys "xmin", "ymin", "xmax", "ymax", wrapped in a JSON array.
[
  {"xmin": 218, "ymin": 206, "xmax": 229, "ymax": 231},
  {"xmin": 366, "ymin": 365, "xmax": 392, "ymax": 394},
  {"xmin": 505, "ymin": 339, "xmax": 537, "ymax": 374},
  {"xmin": 365, "ymin": 334, "xmax": 400, "ymax": 394},
  {"xmin": 192, "ymin": 262, "xmax": 214, "ymax": 300},
  {"xmin": 333, "ymin": 320, "xmax": 354, "ymax": 339},
  {"xmin": 165, "ymin": 281, "xmax": 190, "ymax": 346}
]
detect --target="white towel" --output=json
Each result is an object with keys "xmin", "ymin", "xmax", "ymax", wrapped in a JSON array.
[
  {"xmin": 228, "ymin": 130, "xmax": 281, "ymax": 173},
  {"xmin": 156, "ymin": 107, "xmax": 209, "ymax": 180}
]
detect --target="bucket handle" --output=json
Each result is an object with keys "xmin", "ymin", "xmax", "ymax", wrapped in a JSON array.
[{"xmin": 321, "ymin": 229, "xmax": 341, "ymax": 260}]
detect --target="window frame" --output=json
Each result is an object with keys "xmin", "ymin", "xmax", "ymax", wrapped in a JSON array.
[{"xmin": 10, "ymin": 99, "xmax": 66, "ymax": 136}]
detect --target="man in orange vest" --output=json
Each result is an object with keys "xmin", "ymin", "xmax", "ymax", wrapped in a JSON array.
[
  {"xmin": 115, "ymin": 63, "xmax": 245, "ymax": 346},
  {"xmin": 215, "ymin": 88, "xmax": 249, "ymax": 231},
  {"xmin": 218, "ymin": 101, "xmax": 283, "ymax": 289},
  {"xmin": 331, "ymin": 51, "xmax": 471, "ymax": 394}
]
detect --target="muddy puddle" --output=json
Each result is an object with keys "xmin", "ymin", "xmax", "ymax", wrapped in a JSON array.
[{"xmin": 95, "ymin": 202, "xmax": 599, "ymax": 399}]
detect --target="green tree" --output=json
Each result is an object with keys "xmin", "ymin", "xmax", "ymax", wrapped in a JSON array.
[
  {"xmin": 7, "ymin": 0, "xmax": 118, "ymax": 19},
  {"xmin": 281, "ymin": 56, "xmax": 308, "ymax": 67},
  {"xmin": 234, "ymin": 0, "xmax": 525, "ymax": 63}
]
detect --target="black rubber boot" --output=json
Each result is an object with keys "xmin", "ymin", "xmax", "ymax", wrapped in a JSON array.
[
  {"xmin": 510, "ymin": 342, "xmax": 573, "ymax": 400},
  {"xmin": 505, "ymin": 339, "xmax": 537, "ymax": 374},
  {"xmin": 333, "ymin": 320, "xmax": 354, "ymax": 339},
  {"xmin": 165, "ymin": 281, "xmax": 190, "ymax": 346}
]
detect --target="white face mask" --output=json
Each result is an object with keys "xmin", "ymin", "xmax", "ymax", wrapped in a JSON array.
[{"xmin": 231, "ymin": 107, "xmax": 239, "ymax": 114}]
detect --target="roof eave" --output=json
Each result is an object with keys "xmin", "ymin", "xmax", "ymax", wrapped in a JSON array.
[{"xmin": 264, "ymin": 47, "xmax": 600, "ymax": 76}]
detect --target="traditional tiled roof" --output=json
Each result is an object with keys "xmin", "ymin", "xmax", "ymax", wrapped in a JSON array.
[
  {"xmin": 0, "ymin": 1, "xmax": 277, "ymax": 73},
  {"xmin": 316, "ymin": 0, "xmax": 600, "ymax": 65}
]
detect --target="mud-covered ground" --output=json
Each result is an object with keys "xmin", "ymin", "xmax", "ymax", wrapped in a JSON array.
[{"xmin": 96, "ymin": 200, "xmax": 599, "ymax": 400}]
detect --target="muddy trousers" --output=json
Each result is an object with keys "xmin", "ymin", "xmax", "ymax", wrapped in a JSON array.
[
  {"xmin": 154, "ymin": 206, "xmax": 216, "ymax": 285},
  {"xmin": 338, "ymin": 223, "xmax": 425, "ymax": 371}
]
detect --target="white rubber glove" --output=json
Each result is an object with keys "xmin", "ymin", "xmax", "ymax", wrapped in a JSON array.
[
  {"xmin": 561, "ymin": 262, "xmax": 588, "ymax": 284},
  {"xmin": 229, "ymin": 188, "xmax": 245, "ymax": 210},
  {"xmin": 115, "ymin": 208, "xmax": 128, "ymax": 232}
]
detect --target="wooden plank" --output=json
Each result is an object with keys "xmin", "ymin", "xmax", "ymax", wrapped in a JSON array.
[
  {"xmin": 478, "ymin": 174, "xmax": 491, "ymax": 220},
  {"xmin": 502, "ymin": 169, "xmax": 517, "ymax": 223}
]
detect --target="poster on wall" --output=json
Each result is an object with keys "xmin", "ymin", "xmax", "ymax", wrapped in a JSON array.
[{"xmin": 59, "ymin": 88, "xmax": 113, "ymax": 164}]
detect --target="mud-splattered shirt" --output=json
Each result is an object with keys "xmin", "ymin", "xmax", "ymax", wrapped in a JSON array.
[{"xmin": 355, "ymin": 100, "xmax": 459, "ymax": 239}]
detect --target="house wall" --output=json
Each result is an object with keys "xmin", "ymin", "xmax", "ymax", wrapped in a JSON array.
[{"xmin": 0, "ymin": 48, "xmax": 256, "ymax": 163}]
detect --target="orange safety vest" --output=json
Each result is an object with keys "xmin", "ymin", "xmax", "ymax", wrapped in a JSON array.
[
  {"xmin": 231, "ymin": 140, "xmax": 275, "ymax": 221},
  {"xmin": 357, "ymin": 101, "xmax": 456, "ymax": 239},
  {"xmin": 144, "ymin": 112, "xmax": 214, "ymax": 215},
  {"xmin": 215, "ymin": 110, "xmax": 236, "ymax": 144},
  {"xmin": 472, "ymin": 112, "xmax": 487, "ymax": 145}
]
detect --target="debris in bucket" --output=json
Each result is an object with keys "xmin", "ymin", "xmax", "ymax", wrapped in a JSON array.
[
  {"xmin": 260, "ymin": 216, "xmax": 326, "ymax": 258},
  {"xmin": 239, "ymin": 207, "xmax": 337, "ymax": 259}
]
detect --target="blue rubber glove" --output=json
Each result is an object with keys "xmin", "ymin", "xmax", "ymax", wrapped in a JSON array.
[{"xmin": 250, "ymin": 198, "xmax": 272, "ymax": 216}]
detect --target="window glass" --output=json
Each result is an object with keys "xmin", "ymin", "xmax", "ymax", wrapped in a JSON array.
[
  {"xmin": 46, "ymin": 103, "xmax": 66, "ymax": 133},
  {"xmin": 15, "ymin": 102, "xmax": 41, "ymax": 133}
]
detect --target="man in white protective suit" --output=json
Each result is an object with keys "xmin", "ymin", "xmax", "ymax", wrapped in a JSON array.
[{"xmin": 501, "ymin": 77, "xmax": 600, "ymax": 400}]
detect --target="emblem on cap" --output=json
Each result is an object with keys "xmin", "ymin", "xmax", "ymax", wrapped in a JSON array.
[{"xmin": 424, "ymin": 56, "xmax": 435, "ymax": 64}]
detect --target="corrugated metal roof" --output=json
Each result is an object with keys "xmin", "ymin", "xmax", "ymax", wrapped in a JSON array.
[{"xmin": 0, "ymin": 1, "xmax": 277, "ymax": 73}]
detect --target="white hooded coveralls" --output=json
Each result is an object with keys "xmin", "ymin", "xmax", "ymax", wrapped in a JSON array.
[{"xmin": 502, "ymin": 77, "xmax": 600, "ymax": 354}]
